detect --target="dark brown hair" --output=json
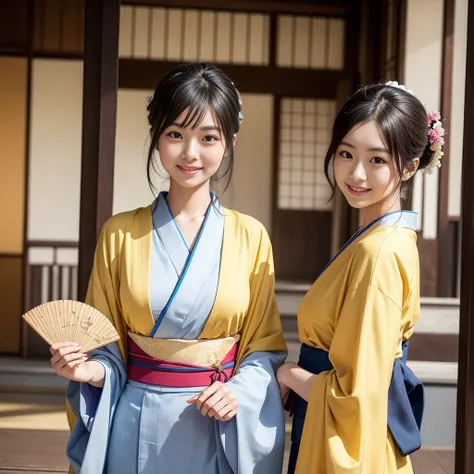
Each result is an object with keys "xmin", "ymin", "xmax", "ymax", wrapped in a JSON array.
[
  {"xmin": 146, "ymin": 62, "xmax": 242, "ymax": 194},
  {"xmin": 324, "ymin": 84, "xmax": 435, "ymax": 194}
]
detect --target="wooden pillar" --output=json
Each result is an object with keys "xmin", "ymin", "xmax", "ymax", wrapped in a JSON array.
[
  {"xmin": 77, "ymin": 0, "xmax": 120, "ymax": 302},
  {"xmin": 455, "ymin": 0, "xmax": 474, "ymax": 470},
  {"xmin": 21, "ymin": 0, "xmax": 35, "ymax": 357},
  {"xmin": 437, "ymin": 0, "xmax": 457, "ymax": 297}
]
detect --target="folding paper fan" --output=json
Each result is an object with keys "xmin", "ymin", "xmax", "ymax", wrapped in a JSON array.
[{"xmin": 22, "ymin": 300, "xmax": 120, "ymax": 352}]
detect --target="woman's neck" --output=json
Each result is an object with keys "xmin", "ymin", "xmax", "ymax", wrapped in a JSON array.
[
  {"xmin": 165, "ymin": 181, "xmax": 212, "ymax": 220},
  {"xmin": 360, "ymin": 194, "xmax": 402, "ymax": 227}
]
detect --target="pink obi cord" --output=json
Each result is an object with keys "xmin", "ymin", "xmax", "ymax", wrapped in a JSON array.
[{"xmin": 127, "ymin": 337, "xmax": 238, "ymax": 387}]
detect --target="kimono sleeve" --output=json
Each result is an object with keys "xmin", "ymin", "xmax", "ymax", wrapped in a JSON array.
[
  {"xmin": 236, "ymin": 224, "xmax": 287, "ymax": 364},
  {"xmin": 65, "ymin": 218, "xmax": 129, "ymax": 473},
  {"xmin": 84, "ymin": 222, "xmax": 128, "ymax": 357},
  {"xmin": 296, "ymin": 282, "xmax": 402, "ymax": 474}
]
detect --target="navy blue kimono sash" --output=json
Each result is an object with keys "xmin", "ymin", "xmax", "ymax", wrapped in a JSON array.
[{"xmin": 288, "ymin": 341, "xmax": 424, "ymax": 473}]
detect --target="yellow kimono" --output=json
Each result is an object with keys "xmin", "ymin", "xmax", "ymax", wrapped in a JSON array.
[
  {"xmin": 295, "ymin": 211, "xmax": 421, "ymax": 474},
  {"xmin": 65, "ymin": 196, "xmax": 287, "ymax": 474},
  {"xmin": 82, "ymin": 204, "xmax": 286, "ymax": 364}
]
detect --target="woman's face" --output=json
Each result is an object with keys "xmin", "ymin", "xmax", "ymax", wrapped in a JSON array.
[
  {"xmin": 157, "ymin": 108, "xmax": 229, "ymax": 190},
  {"xmin": 334, "ymin": 120, "xmax": 401, "ymax": 221}
]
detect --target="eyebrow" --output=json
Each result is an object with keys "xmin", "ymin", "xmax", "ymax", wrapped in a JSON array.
[
  {"xmin": 339, "ymin": 140, "xmax": 390, "ymax": 154},
  {"xmin": 171, "ymin": 122, "xmax": 221, "ymax": 132}
]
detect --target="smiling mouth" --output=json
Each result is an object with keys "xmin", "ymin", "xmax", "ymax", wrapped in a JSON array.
[
  {"xmin": 346, "ymin": 184, "xmax": 370, "ymax": 195},
  {"xmin": 177, "ymin": 165, "xmax": 202, "ymax": 173}
]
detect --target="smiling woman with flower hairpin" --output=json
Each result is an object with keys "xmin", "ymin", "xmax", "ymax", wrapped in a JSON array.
[{"xmin": 277, "ymin": 81, "xmax": 444, "ymax": 474}]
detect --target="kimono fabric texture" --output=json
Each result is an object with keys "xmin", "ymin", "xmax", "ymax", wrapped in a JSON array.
[
  {"xmin": 65, "ymin": 192, "xmax": 287, "ymax": 474},
  {"xmin": 289, "ymin": 211, "xmax": 424, "ymax": 474}
]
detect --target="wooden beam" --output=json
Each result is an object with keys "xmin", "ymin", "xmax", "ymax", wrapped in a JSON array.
[
  {"xmin": 396, "ymin": 0, "xmax": 408, "ymax": 82},
  {"xmin": 122, "ymin": 0, "xmax": 357, "ymax": 17},
  {"xmin": 455, "ymin": 0, "xmax": 474, "ymax": 470},
  {"xmin": 119, "ymin": 59, "xmax": 345, "ymax": 98},
  {"xmin": 357, "ymin": 0, "xmax": 383, "ymax": 83},
  {"xmin": 437, "ymin": 0, "xmax": 456, "ymax": 297},
  {"xmin": 21, "ymin": 0, "xmax": 35, "ymax": 358},
  {"xmin": 77, "ymin": 0, "xmax": 120, "ymax": 302}
]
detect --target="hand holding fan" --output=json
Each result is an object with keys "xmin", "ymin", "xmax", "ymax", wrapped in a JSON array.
[{"xmin": 22, "ymin": 300, "xmax": 120, "ymax": 352}]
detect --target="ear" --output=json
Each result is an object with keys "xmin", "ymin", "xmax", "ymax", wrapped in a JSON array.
[
  {"xmin": 225, "ymin": 134, "xmax": 238, "ymax": 157},
  {"xmin": 402, "ymin": 158, "xmax": 420, "ymax": 181}
]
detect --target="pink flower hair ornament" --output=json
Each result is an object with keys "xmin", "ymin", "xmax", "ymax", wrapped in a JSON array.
[
  {"xmin": 385, "ymin": 81, "xmax": 445, "ymax": 174},
  {"xmin": 426, "ymin": 111, "xmax": 445, "ymax": 174}
]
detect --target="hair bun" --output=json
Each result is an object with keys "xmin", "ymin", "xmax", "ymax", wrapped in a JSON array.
[{"xmin": 419, "ymin": 142, "xmax": 435, "ymax": 170}]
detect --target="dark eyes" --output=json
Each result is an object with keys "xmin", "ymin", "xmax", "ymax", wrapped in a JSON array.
[
  {"xmin": 202, "ymin": 135, "xmax": 218, "ymax": 143},
  {"xmin": 370, "ymin": 157, "xmax": 387, "ymax": 164},
  {"xmin": 339, "ymin": 150, "xmax": 386, "ymax": 164},
  {"xmin": 166, "ymin": 132, "xmax": 218, "ymax": 143}
]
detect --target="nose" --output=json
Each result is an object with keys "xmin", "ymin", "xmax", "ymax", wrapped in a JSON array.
[
  {"xmin": 350, "ymin": 161, "xmax": 367, "ymax": 182},
  {"xmin": 182, "ymin": 139, "xmax": 198, "ymax": 161}
]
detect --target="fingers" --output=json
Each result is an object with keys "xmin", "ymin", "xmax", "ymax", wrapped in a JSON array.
[
  {"xmin": 205, "ymin": 398, "xmax": 227, "ymax": 418},
  {"xmin": 212, "ymin": 393, "xmax": 238, "ymax": 421},
  {"xmin": 215, "ymin": 407, "xmax": 237, "ymax": 422},
  {"xmin": 56, "ymin": 352, "xmax": 88, "ymax": 370},
  {"xmin": 193, "ymin": 381, "xmax": 221, "ymax": 410},
  {"xmin": 50, "ymin": 343, "xmax": 88, "ymax": 380},
  {"xmin": 193, "ymin": 382, "xmax": 238, "ymax": 420},
  {"xmin": 51, "ymin": 355, "xmax": 88, "ymax": 380},
  {"xmin": 50, "ymin": 342, "xmax": 80, "ymax": 355},
  {"xmin": 50, "ymin": 345, "xmax": 83, "ymax": 365},
  {"xmin": 186, "ymin": 394, "xmax": 199, "ymax": 404},
  {"xmin": 278, "ymin": 382, "xmax": 290, "ymax": 401},
  {"xmin": 200, "ymin": 391, "xmax": 224, "ymax": 416},
  {"xmin": 64, "ymin": 355, "xmax": 88, "ymax": 372}
]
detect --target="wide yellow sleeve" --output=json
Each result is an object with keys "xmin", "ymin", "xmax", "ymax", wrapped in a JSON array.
[
  {"xmin": 296, "ymin": 284, "xmax": 401, "ymax": 474},
  {"xmin": 84, "ymin": 221, "xmax": 129, "ymax": 360},
  {"xmin": 235, "ymin": 225, "xmax": 287, "ymax": 367},
  {"xmin": 66, "ymin": 217, "xmax": 128, "ymax": 433}
]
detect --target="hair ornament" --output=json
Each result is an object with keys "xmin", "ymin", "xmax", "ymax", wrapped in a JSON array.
[
  {"xmin": 231, "ymin": 81, "xmax": 244, "ymax": 125},
  {"xmin": 385, "ymin": 80, "xmax": 413, "ymax": 95},
  {"xmin": 386, "ymin": 80, "xmax": 444, "ymax": 174},
  {"xmin": 425, "ymin": 111, "xmax": 445, "ymax": 174}
]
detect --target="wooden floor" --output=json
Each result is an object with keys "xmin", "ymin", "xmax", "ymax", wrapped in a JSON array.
[
  {"xmin": 411, "ymin": 449, "xmax": 454, "ymax": 474},
  {"xmin": 0, "ymin": 392, "xmax": 455, "ymax": 474},
  {"xmin": 0, "ymin": 429, "xmax": 69, "ymax": 473}
]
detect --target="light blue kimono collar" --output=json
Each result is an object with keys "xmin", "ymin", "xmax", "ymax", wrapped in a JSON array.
[
  {"xmin": 150, "ymin": 191, "xmax": 223, "ymax": 337},
  {"xmin": 377, "ymin": 210, "xmax": 418, "ymax": 231},
  {"xmin": 344, "ymin": 210, "xmax": 418, "ymax": 255}
]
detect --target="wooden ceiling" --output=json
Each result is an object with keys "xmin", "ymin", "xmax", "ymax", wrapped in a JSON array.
[{"xmin": 123, "ymin": 0, "xmax": 360, "ymax": 16}]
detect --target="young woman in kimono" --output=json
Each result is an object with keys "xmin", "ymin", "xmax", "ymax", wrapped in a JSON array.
[
  {"xmin": 277, "ymin": 81, "xmax": 444, "ymax": 473},
  {"xmin": 49, "ymin": 62, "xmax": 287, "ymax": 474}
]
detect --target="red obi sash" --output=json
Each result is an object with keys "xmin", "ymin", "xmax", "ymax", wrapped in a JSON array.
[{"xmin": 127, "ymin": 337, "xmax": 238, "ymax": 387}]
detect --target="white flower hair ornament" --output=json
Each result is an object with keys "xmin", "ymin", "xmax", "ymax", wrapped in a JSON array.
[
  {"xmin": 385, "ymin": 80, "xmax": 413, "ymax": 95},
  {"xmin": 385, "ymin": 80, "xmax": 444, "ymax": 174}
]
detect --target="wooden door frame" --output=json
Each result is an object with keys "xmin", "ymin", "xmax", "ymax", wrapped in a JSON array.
[
  {"xmin": 455, "ymin": 0, "xmax": 474, "ymax": 469},
  {"xmin": 437, "ymin": 0, "xmax": 458, "ymax": 297}
]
